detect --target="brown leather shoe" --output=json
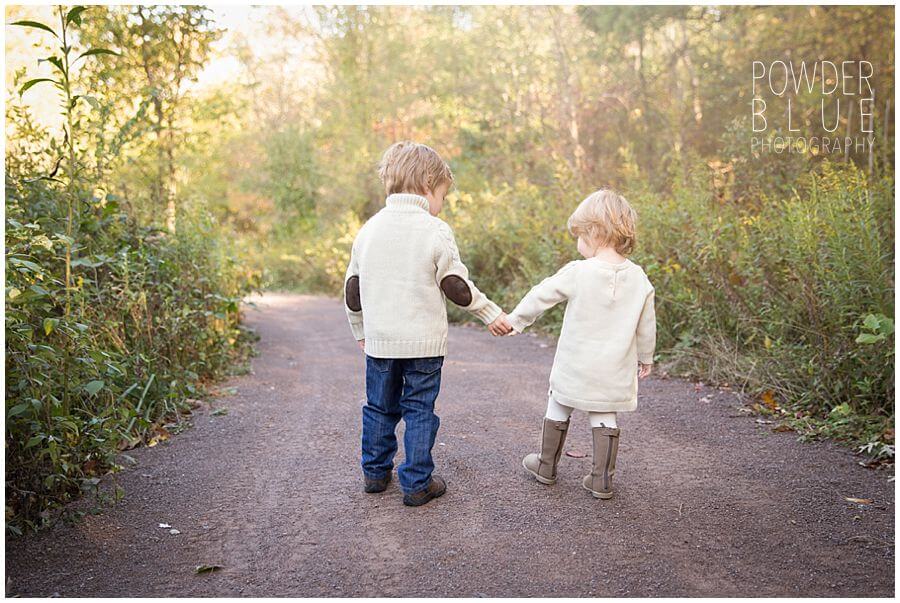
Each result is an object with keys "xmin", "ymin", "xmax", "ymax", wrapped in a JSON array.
[
  {"xmin": 402, "ymin": 475, "xmax": 447, "ymax": 507},
  {"xmin": 364, "ymin": 473, "xmax": 391, "ymax": 493}
]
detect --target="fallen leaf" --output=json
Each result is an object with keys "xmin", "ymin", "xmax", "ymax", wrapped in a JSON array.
[
  {"xmin": 760, "ymin": 390, "xmax": 778, "ymax": 410},
  {"xmin": 773, "ymin": 424, "xmax": 795, "ymax": 432},
  {"xmin": 195, "ymin": 564, "xmax": 223, "ymax": 574},
  {"xmin": 565, "ymin": 450, "xmax": 587, "ymax": 458},
  {"xmin": 755, "ymin": 418, "xmax": 773, "ymax": 425},
  {"xmin": 211, "ymin": 408, "xmax": 228, "ymax": 416},
  {"xmin": 845, "ymin": 497, "xmax": 873, "ymax": 504},
  {"xmin": 169, "ymin": 528, "xmax": 181, "ymax": 535},
  {"xmin": 158, "ymin": 523, "xmax": 171, "ymax": 529},
  {"xmin": 883, "ymin": 428, "xmax": 894, "ymax": 443}
]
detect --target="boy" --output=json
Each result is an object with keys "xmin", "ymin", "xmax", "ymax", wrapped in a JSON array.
[{"xmin": 344, "ymin": 141, "xmax": 512, "ymax": 507}]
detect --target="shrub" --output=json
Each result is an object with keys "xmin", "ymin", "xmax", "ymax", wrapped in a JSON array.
[{"xmin": 5, "ymin": 176, "xmax": 259, "ymax": 532}]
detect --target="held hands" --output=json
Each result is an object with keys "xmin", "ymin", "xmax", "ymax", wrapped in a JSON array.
[
  {"xmin": 638, "ymin": 362, "xmax": 652, "ymax": 379},
  {"xmin": 488, "ymin": 313, "xmax": 514, "ymax": 337},
  {"xmin": 358, "ymin": 339, "xmax": 365, "ymax": 351}
]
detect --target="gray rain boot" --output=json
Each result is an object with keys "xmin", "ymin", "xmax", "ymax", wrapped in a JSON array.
[
  {"xmin": 522, "ymin": 418, "xmax": 570, "ymax": 485},
  {"xmin": 582, "ymin": 427, "xmax": 620, "ymax": 499}
]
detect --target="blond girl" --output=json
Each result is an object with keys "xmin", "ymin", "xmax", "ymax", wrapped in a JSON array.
[{"xmin": 508, "ymin": 189, "xmax": 656, "ymax": 499}]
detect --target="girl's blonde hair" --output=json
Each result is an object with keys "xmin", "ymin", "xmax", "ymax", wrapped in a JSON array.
[
  {"xmin": 377, "ymin": 141, "xmax": 454, "ymax": 196},
  {"xmin": 567, "ymin": 188, "xmax": 637, "ymax": 255}
]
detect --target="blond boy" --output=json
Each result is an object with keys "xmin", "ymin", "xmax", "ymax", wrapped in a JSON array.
[
  {"xmin": 344, "ymin": 141, "xmax": 511, "ymax": 506},
  {"xmin": 508, "ymin": 189, "xmax": 656, "ymax": 499}
]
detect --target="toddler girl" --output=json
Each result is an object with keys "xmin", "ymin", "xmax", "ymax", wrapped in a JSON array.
[{"xmin": 507, "ymin": 189, "xmax": 656, "ymax": 499}]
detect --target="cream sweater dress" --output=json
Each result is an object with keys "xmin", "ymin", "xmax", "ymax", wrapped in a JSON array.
[{"xmin": 508, "ymin": 258, "xmax": 656, "ymax": 413}]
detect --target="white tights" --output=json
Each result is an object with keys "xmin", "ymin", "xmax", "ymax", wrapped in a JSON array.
[{"xmin": 545, "ymin": 395, "xmax": 617, "ymax": 428}]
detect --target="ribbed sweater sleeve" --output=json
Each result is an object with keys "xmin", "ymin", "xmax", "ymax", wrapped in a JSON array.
[
  {"xmin": 433, "ymin": 223, "xmax": 502, "ymax": 325},
  {"xmin": 344, "ymin": 236, "xmax": 365, "ymax": 341},
  {"xmin": 508, "ymin": 261, "xmax": 579, "ymax": 333},
  {"xmin": 636, "ymin": 287, "xmax": 656, "ymax": 364}
]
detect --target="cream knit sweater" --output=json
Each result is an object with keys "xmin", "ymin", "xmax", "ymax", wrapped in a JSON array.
[
  {"xmin": 508, "ymin": 258, "xmax": 656, "ymax": 412},
  {"xmin": 344, "ymin": 193, "xmax": 502, "ymax": 358}
]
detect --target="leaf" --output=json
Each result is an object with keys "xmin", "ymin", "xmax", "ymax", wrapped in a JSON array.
[
  {"xmin": 83, "ymin": 380, "xmax": 104, "ymax": 396},
  {"xmin": 773, "ymin": 424, "xmax": 794, "ymax": 432},
  {"xmin": 844, "ymin": 497, "xmax": 873, "ymax": 504},
  {"xmin": 7, "ymin": 403, "xmax": 31, "ymax": 419},
  {"xmin": 77, "ymin": 48, "xmax": 120, "ymax": 61},
  {"xmin": 565, "ymin": 450, "xmax": 587, "ymax": 458},
  {"xmin": 66, "ymin": 6, "xmax": 89, "ymax": 26},
  {"xmin": 855, "ymin": 333, "xmax": 884, "ymax": 344},
  {"xmin": 40, "ymin": 56, "xmax": 64, "ymax": 73},
  {"xmin": 43, "ymin": 317, "xmax": 59, "ymax": 336},
  {"xmin": 760, "ymin": 390, "xmax": 778, "ymax": 410},
  {"xmin": 211, "ymin": 408, "xmax": 228, "ymax": 416},
  {"xmin": 169, "ymin": 528, "xmax": 181, "ymax": 535},
  {"xmin": 10, "ymin": 20, "xmax": 58, "ymax": 38},
  {"xmin": 8, "ymin": 288, "xmax": 21, "ymax": 300},
  {"xmin": 195, "ymin": 564, "xmax": 223, "ymax": 574},
  {"xmin": 19, "ymin": 78, "xmax": 55, "ymax": 95},
  {"xmin": 863, "ymin": 314, "xmax": 880, "ymax": 330},
  {"xmin": 81, "ymin": 95, "xmax": 100, "ymax": 110}
]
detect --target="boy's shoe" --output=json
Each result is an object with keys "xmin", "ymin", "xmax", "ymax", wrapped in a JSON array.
[
  {"xmin": 582, "ymin": 426, "xmax": 620, "ymax": 499},
  {"xmin": 364, "ymin": 473, "xmax": 392, "ymax": 493},
  {"xmin": 522, "ymin": 418, "xmax": 570, "ymax": 484},
  {"xmin": 402, "ymin": 475, "xmax": 447, "ymax": 507}
]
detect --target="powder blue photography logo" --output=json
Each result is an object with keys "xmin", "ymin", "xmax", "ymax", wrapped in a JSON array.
[{"xmin": 750, "ymin": 60, "xmax": 875, "ymax": 154}]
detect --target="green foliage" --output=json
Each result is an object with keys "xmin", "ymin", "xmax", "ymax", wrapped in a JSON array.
[
  {"xmin": 5, "ymin": 180, "xmax": 257, "ymax": 531},
  {"xmin": 5, "ymin": 6, "xmax": 257, "ymax": 532}
]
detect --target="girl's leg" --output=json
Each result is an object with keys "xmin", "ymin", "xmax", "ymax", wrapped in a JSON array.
[
  {"xmin": 545, "ymin": 395, "xmax": 574, "ymax": 422},
  {"xmin": 587, "ymin": 411, "xmax": 617, "ymax": 428}
]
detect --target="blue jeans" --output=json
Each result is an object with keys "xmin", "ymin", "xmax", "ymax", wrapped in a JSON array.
[{"xmin": 361, "ymin": 355, "xmax": 443, "ymax": 494}]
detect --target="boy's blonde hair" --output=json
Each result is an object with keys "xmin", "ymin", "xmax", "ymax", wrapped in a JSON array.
[
  {"xmin": 567, "ymin": 188, "xmax": 637, "ymax": 255},
  {"xmin": 378, "ymin": 141, "xmax": 454, "ymax": 196}
]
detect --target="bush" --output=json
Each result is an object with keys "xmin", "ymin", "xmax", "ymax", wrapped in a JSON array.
[{"xmin": 5, "ymin": 174, "xmax": 259, "ymax": 532}]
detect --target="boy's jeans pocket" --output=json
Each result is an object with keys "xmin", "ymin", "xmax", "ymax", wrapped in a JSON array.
[{"xmin": 411, "ymin": 356, "xmax": 443, "ymax": 375}]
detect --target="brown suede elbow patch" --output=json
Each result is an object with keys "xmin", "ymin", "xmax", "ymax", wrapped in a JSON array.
[
  {"xmin": 345, "ymin": 276, "xmax": 361, "ymax": 312},
  {"xmin": 440, "ymin": 275, "xmax": 473, "ymax": 306}
]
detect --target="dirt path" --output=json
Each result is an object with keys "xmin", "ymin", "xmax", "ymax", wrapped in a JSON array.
[{"xmin": 5, "ymin": 293, "xmax": 894, "ymax": 597}]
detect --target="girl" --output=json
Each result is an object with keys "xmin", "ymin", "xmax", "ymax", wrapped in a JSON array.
[{"xmin": 507, "ymin": 189, "xmax": 656, "ymax": 499}]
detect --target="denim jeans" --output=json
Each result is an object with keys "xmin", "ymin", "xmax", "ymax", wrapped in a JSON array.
[{"xmin": 361, "ymin": 355, "xmax": 443, "ymax": 494}]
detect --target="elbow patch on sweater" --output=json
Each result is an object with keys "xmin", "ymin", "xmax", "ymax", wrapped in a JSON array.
[
  {"xmin": 345, "ymin": 276, "xmax": 361, "ymax": 312},
  {"xmin": 440, "ymin": 275, "xmax": 473, "ymax": 306}
]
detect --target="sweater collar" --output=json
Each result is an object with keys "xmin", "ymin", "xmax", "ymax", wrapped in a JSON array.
[{"xmin": 385, "ymin": 193, "xmax": 430, "ymax": 213}]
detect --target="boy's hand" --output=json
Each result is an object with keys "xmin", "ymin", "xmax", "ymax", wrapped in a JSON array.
[
  {"xmin": 638, "ymin": 362, "xmax": 652, "ymax": 379},
  {"xmin": 488, "ymin": 313, "xmax": 513, "ymax": 336},
  {"xmin": 358, "ymin": 339, "xmax": 365, "ymax": 351}
]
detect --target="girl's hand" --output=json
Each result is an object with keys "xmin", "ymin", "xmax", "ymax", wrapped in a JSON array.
[
  {"xmin": 488, "ymin": 313, "xmax": 513, "ymax": 336},
  {"xmin": 358, "ymin": 339, "xmax": 365, "ymax": 351},
  {"xmin": 638, "ymin": 362, "xmax": 652, "ymax": 379}
]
